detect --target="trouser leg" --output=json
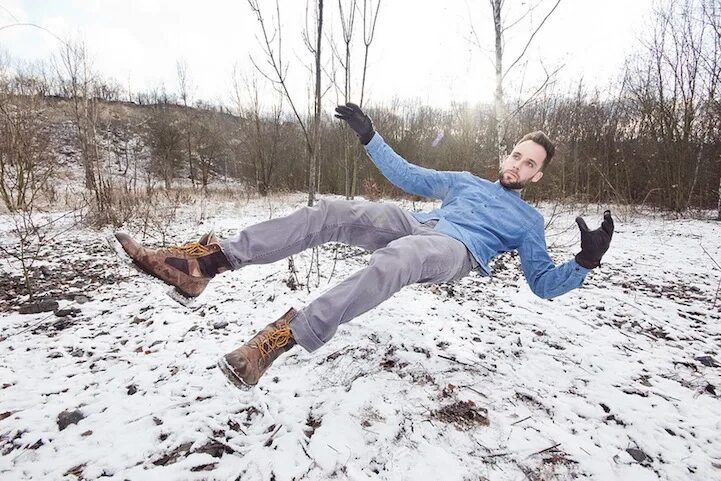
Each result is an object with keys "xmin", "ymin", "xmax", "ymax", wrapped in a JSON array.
[
  {"xmin": 290, "ymin": 230, "xmax": 475, "ymax": 352},
  {"xmin": 218, "ymin": 199, "xmax": 417, "ymax": 269}
]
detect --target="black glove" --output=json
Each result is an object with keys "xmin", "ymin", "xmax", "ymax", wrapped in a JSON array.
[
  {"xmin": 575, "ymin": 210, "xmax": 614, "ymax": 269},
  {"xmin": 334, "ymin": 103, "xmax": 375, "ymax": 145}
]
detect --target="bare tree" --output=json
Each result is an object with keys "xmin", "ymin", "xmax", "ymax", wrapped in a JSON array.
[
  {"xmin": 0, "ymin": 63, "xmax": 52, "ymax": 212},
  {"xmin": 472, "ymin": 0, "xmax": 562, "ymax": 166},
  {"xmin": 247, "ymin": 0, "xmax": 324, "ymax": 207},
  {"xmin": 703, "ymin": 0, "xmax": 721, "ymax": 219},
  {"xmin": 338, "ymin": 0, "xmax": 357, "ymax": 198},
  {"xmin": 54, "ymin": 39, "xmax": 118, "ymax": 220},
  {"xmin": 304, "ymin": 0, "xmax": 324, "ymax": 205},
  {"xmin": 338, "ymin": 0, "xmax": 357, "ymax": 103},
  {"xmin": 195, "ymin": 108, "xmax": 228, "ymax": 192},
  {"xmin": 233, "ymin": 70, "xmax": 284, "ymax": 196},
  {"xmin": 176, "ymin": 59, "xmax": 197, "ymax": 187},
  {"xmin": 0, "ymin": 59, "xmax": 89, "ymax": 298},
  {"xmin": 108, "ymin": 114, "xmax": 145, "ymax": 194},
  {"xmin": 626, "ymin": 0, "xmax": 720, "ymax": 212},
  {"xmin": 54, "ymin": 40, "xmax": 99, "ymax": 191},
  {"xmin": 145, "ymin": 104, "xmax": 182, "ymax": 190},
  {"xmin": 359, "ymin": 0, "xmax": 381, "ymax": 109},
  {"xmin": 331, "ymin": 0, "xmax": 381, "ymax": 198},
  {"xmin": 353, "ymin": 0, "xmax": 381, "ymax": 197}
]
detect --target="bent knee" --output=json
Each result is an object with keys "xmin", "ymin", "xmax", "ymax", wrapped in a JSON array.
[{"xmin": 320, "ymin": 199, "xmax": 365, "ymax": 224}]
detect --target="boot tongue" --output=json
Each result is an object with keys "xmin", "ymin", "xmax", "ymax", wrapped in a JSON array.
[{"xmin": 198, "ymin": 231, "xmax": 219, "ymax": 245}]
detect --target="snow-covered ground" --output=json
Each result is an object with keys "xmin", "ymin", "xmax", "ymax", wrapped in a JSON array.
[{"xmin": 1, "ymin": 193, "xmax": 720, "ymax": 481}]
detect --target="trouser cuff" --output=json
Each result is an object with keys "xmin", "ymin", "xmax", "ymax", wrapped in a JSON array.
[
  {"xmin": 218, "ymin": 239, "xmax": 242, "ymax": 270},
  {"xmin": 289, "ymin": 309, "xmax": 325, "ymax": 352}
]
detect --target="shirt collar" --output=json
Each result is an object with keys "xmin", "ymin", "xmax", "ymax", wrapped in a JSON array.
[{"xmin": 494, "ymin": 180, "xmax": 522, "ymax": 196}]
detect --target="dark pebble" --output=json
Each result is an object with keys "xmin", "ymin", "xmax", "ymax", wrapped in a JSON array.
[{"xmin": 57, "ymin": 409, "xmax": 85, "ymax": 430}]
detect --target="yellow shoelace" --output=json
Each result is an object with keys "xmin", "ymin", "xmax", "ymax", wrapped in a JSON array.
[
  {"xmin": 166, "ymin": 242, "xmax": 211, "ymax": 257},
  {"xmin": 253, "ymin": 321, "xmax": 292, "ymax": 359}
]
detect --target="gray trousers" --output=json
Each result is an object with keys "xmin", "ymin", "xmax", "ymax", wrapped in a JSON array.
[{"xmin": 219, "ymin": 199, "xmax": 474, "ymax": 352}]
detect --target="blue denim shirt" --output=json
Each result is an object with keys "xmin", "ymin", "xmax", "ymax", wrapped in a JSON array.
[{"xmin": 364, "ymin": 133, "xmax": 590, "ymax": 299}]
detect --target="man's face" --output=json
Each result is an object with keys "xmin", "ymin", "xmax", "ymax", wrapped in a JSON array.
[{"xmin": 498, "ymin": 140, "xmax": 546, "ymax": 190}]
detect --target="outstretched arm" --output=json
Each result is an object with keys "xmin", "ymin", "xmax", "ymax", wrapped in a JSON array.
[
  {"xmin": 518, "ymin": 224, "xmax": 589, "ymax": 299},
  {"xmin": 518, "ymin": 212, "xmax": 614, "ymax": 299},
  {"xmin": 335, "ymin": 103, "xmax": 454, "ymax": 199}
]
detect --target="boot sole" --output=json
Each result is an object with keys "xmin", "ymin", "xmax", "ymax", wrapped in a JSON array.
[
  {"xmin": 217, "ymin": 356, "xmax": 255, "ymax": 391},
  {"xmin": 106, "ymin": 234, "xmax": 198, "ymax": 305}
]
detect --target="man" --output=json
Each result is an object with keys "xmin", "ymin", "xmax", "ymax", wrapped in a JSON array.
[{"xmin": 114, "ymin": 103, "xmax": 614, "ymax": 390}]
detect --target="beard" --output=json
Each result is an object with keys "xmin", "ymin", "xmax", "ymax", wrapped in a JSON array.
[{"xmin": 498, "ymin": 169, "xmax": 527, "ymax": 190}]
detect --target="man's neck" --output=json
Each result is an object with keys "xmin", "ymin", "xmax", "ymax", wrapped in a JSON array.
[{"xmin": 494, "ymin": 180, "xmax": 523, "ymax": 195}]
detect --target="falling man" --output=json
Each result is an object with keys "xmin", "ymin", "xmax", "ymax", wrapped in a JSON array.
[{"xmin": 114, "ymin": 103, "xmax": 614, "ymax": 389}]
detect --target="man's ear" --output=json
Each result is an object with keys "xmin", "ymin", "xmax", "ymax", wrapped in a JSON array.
[{"xmin": 531, "ymin": 171, "xmax": 544, "ymax": 183}]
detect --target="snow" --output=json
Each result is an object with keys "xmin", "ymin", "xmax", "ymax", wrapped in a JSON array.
[{"xmin": 1, "ymin": 192, "xmax": 720, "ymax": 481}]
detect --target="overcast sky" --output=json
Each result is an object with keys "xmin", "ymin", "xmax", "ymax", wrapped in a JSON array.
[{"xmin": 1, "ymin": 0, "xmax": 655, "ymax": 111}]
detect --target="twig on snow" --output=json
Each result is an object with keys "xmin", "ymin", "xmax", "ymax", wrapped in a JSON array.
[
  {"xmin": 528, "ymin": 442, "xmax": 561, "ymax": 457},
  {"xmin": 511, "ymin": 415, "xmax": 532, "ymax": 426},
  {"xmin": 700, "ymin": 244, "xmax": 721, "ymax": 308},
  {"xmin": 2, "ymin": 312, "xmax": 56, "ymax": 341},
  {"xmin": 482, "ymin": 451, "xmax": 511, "ymax": 458},
  {"xmin": 700, "ymin": 244, "xmax": 721, "ymax": 271},
  {"xmin": 438, "ymin": 354, "xmax": 472, "ymax": 366},
  {"xmin": 461, "ymin": 385, "xmax": 488, "ymax": 398}
]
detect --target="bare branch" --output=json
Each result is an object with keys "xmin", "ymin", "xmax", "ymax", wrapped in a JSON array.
[
  {"xmin": 246, "ymin": 0, "xmax": 311, "ymax": 145},
  {"xmin": 360, "ymin": 0, "xmax": 381, "ymax": 107},
  {"xmin": 504, "ymin": 63, "xmax": 564, "ymax": 122},
  {"xmin": 502, "ymin": 0, "xmax": 543, "ymax": 34},
  {"xmin": 327, "ymin": 30, "xmax": 347, "ymax": 70},
  {"xmin": 0, "ymin": 22, "xmax": 69, "ymax": 48},
  {"xmin": 502, "ymin": 0, "xmax": 562, "ymax": 81}
]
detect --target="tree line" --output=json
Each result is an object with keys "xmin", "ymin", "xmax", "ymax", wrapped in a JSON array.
[{"xmin": 1, "ymin": 0, "xmax": 719, "ymax": 222}]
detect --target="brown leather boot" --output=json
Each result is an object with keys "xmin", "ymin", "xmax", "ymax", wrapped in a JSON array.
[
  {"xmin": 218, "ymin": 308, "xmax": 298, "ymax": 389},
  {"xmin": 114, "ymin": 231, "xmax": 231, "ymax": 298}
]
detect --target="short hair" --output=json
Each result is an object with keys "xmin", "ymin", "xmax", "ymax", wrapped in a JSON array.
[{"xmin": 517, "ymin": 131, "xmax": 555, "ymax": 170}]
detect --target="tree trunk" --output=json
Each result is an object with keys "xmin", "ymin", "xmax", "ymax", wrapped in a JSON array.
[
  {"xmin": 492, "ymin": 0, "xmax": 505, "ymax": 167},
  {"xmin": 717, "ymin": 174, "xmax": 721, "ymax": 220},
  {"xmin": 186, "ymin": 132, "xmax": 195, "ymax": 187},
  {"xmin": 351, "ymin": 154, "xmax": 358, "ymax": 198},
  {"xmin": 344, "ymin": 28, "xmax": 353, "ymax": 199},
  {"xmin": 344, "ymin": 138, "xmax": 351, "ymax": 199},
  {"xmin": 343, "ymin": 47, "xmax": 351, "ymax": 199},
  {"xmin": 308, "ymin": 0, "xmax": 323, "ymax": 207}
]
